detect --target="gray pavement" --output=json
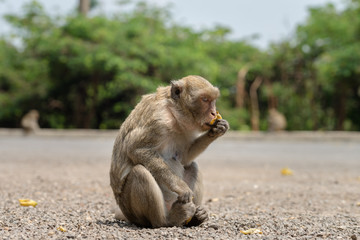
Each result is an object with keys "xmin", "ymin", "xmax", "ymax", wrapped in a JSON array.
[{"xmin": 0, "ymin": 130, "xmax": 359, "ymax": 239}]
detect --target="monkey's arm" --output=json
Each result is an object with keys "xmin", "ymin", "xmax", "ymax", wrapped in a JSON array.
[
  {"xmin": 185, "ymin": 134, "xmax": 215, "ymax": 164},
  {"xmin": 126, "ymin": 129, "xmax": 193, "ymax": 203},
  {"xmin": 186, "ymin": 119, "xmax": 229, "ymax": 164}
]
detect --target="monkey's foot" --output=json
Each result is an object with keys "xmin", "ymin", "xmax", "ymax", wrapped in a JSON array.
[
  {"xmin": 168, "ymin": 201, "xmax": 196, "ymax": 227},
  {"xmin": 185, "ymin": 205, "xmax": 208, "ymax": 227}
]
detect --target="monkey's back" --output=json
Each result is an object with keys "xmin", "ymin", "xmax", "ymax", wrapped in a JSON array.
[{"xmin": 110, "ymin": 89, "xmax": 172, "ymax": 196}]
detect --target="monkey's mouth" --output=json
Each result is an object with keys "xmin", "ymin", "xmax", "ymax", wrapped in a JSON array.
[{"xmin": 206, "ymin": 111, "xmax": 222, "ymax": 127}]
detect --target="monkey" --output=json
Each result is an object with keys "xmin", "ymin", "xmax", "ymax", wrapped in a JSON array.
[
  {"xmin": 21, "ymin": 110, "xmax": 40, "ymax": 134},
  {"xmin": 110, "ymin": 75, "xmax": 229, "ymax": 228},
  {"xmin": 267, "ymin": 108, "xmax": 287, "ymax": 131}
]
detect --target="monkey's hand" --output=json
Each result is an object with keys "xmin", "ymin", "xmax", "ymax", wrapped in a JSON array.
[
  {"xmin": 208, "ymin": 119, "xmax": 229, "ymax": 138},
  {"xmin": 174, "ymin": 181, "xmax": 194, "ymax": 203}
]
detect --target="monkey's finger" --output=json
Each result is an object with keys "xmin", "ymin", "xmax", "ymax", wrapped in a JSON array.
[
  {"xmin": 216, "ymin": 122, "xmax": 229, "ymax": 132},
  {"xmin": 191, "ymin": 206, "xmax": 209, "ymax": 225},
  {"xmin": 215, "ymin": 125, "xmax": 227, "ymax": 132},
  {"xmin": 212, "ymin": 126, "xmax": 226, "ymax": 135},
  {"xmin": 216, "ymin": 120, "xmax": 229, "ymax": 128},
  {"xmin": 195, "ymin": 207, "xmax": 208, "ymax": 217},
  {"xmin": 196, "ymin": 212, "xmax": 209, "ymax": 222},
  {"xmin": 177, "ymin": 191, "xmax": 193, "ymax": 203},
  {"xmin": 196, "ymin": 205, "xmax": 207, "ymax": 212}
]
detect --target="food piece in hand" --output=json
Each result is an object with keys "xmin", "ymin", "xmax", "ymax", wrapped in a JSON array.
[
  {"xmin": 185, "ymin": 217, "xmax": 192, "ymax": 225},
  {"xmin": 209, "ymin": 111, "xmax": 222, "ymax": 125}
]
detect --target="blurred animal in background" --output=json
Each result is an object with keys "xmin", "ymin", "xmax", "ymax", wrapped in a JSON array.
[
  {"xmin": 267, "ymin": 108, "xmax": 287, "ymax": 131},
  {"xmin": 110, "ymin": 75, "xmax": 229, "ymax": 227},
  {"xmin": 21, "ymin": 110, "xmax": 40, "ymax": 134}
]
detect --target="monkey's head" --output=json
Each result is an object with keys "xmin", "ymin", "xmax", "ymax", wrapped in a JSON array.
[
  {"xmin": 29, "ymin": 110, "xmax": 39, "ymax": 120},
  {"xmin": 170, "ymin": 75, "xmax": 220, "ymax": 131}
]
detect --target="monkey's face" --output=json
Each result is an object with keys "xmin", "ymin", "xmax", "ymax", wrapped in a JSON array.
[
  {"xmin": 186, "ymin": 87, "xmax": 220, "ymax": 131},
  {"xmin": 171, "ymin": 76, "xmax": 220, "ymax": 131},
  {"xmin": 194, "ymin": 95, "xmax": 218, "ymax": 131},
  {"xmin": 29, "ymin": 110, "xmax": 39, "ymax": 120}
]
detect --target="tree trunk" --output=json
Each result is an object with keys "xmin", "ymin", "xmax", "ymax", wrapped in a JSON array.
[
  {"xmin": 250, "ymin": 77, "xmax": 263, "ymax": 131},
  {"xmin": 74, "ymin": 82, "xmax": 87, "ymax": 128},
  {"xmin": 335, "ymin": 83, "xmax": 347, "ymax": 130},
  {"xmin": 236, "ymin": 67, "xmax": 248, "ymax": 108},
  {"xmin": 85, "ymin": 75, "xmax": 99, "ymax": 128},
  {"xmin": 264, "ymin": 78, "xmax": 277, "ymax": 109},
  {"xmin": 79, "ymin": 0, "xmax": 90, "ymax": 16}
]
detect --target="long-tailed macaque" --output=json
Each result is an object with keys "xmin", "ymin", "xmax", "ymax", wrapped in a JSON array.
[
  {"xmin": 21, "ymin": 110, "xmax": 40, "ymax": 134},
  {"xmin": 267, "ymin": 108, "xmax": 287, "ymax": 131},
  {"xmin": 110, "ymin": 75, "xmax": 229, "ymax": 228}
]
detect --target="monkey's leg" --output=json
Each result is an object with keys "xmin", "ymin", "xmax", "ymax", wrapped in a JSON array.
[
  {"xmin": 183, "ymin": 162, "xmax": 209, "ymax": 226},
  {"xmin": 118, "ymin": 165, "xmax": 167, "ymax": 227},
  {"xmin": 118, "ymin": 165, "xmax": 196, "ymax": 227},
  {"xmin": 184, "ymin": 162, "xmax": 203, "ymax": 204}
]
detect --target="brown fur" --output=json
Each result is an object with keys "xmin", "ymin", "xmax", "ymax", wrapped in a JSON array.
[
  {"xmin": 268, "ymin": 108, "xmax": 287, "ymax": 131},
  {"xmin": 110, "ymin": 75, "xmax": 229, "ymax": 227},
  {"xmin": 21, "ymin": 110, "xmax": 40, "ymax": 134}
]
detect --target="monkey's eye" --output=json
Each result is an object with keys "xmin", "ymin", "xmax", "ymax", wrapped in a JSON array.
[{"xmin": 202, "ymin": 97, "xmax": 209, "ymax": 102}]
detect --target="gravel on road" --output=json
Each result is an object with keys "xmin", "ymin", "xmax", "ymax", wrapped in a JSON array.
[{"xmin": 0, "ymin": 131, "xmax": 359, "ymax": 239}]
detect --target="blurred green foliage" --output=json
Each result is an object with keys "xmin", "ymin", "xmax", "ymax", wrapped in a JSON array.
[{"xmin": 0, "ymin": 0, "xmax": 359, "ymax": 130}]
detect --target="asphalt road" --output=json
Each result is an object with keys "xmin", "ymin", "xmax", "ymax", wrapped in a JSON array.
[{"xmin": 0, "ymin": 131, "xmax": 359, "ymax": 239}]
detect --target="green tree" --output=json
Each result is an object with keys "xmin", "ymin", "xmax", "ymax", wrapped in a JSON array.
[
  {"xmin": 295, "ymin": 1, "xmax": 360, "ymax": 130},
  {"xmin": 3, "ymin": 0, "xmax": 358, "ymax": 131},
  {"xmin": 0, "ymin": 0, "xmax": 258, "ymax": 129},
  {"xmin": 257, "ymin": 0, "xmax": 360, "ymax": 130}
]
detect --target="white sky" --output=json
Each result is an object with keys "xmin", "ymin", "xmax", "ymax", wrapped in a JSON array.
[{"xmin": 0, "ymin": 0, "xmax": 344, "ymax": 49}]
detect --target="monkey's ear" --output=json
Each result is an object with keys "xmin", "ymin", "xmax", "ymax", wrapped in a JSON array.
[{"xmin": 171, "ymin": 81, "xmax": 183, "ymax": 100}]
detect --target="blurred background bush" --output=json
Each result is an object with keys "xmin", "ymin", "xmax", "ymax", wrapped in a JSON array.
[{"xmin": 0, "ymin": 0, "xmax": 359, "ymax": 130}]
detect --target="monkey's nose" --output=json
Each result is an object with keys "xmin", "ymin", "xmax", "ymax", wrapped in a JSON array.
[{"xmin": 211, "ymin": 112, "xmax": 216, "ymax": 117}]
